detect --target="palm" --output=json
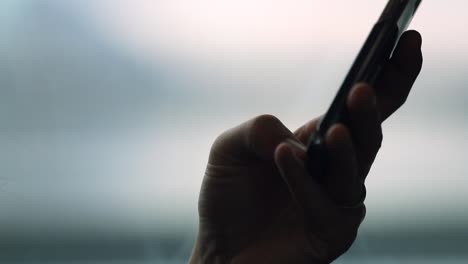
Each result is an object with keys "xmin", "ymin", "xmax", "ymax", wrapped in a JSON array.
[{"xmin": 199, "ymin": 156, "xmax": 300, "ymax": 259}]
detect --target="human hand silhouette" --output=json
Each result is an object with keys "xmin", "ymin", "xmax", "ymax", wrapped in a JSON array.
[{"xmin": 190, "ymin": 31, "xmax": 423, "ymax": 264}]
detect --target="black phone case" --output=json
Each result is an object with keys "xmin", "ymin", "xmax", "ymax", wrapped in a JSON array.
[{"xmin": 307, "ymin": 0, "xmax": 422, "ymax": 184}]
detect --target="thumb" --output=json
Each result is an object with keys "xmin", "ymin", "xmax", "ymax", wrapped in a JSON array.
[
  {"xmin": 274, "ymin": 142, "xmax": 339, "ymax": 229},
  {"xmin": 275, "ymin": 142, "xmax": 364, "ymax": 260}
]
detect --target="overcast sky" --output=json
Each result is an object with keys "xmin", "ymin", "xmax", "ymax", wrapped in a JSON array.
[{"xmin": 0, "ymin": 0, "xmax": 467, "ymax": 240}]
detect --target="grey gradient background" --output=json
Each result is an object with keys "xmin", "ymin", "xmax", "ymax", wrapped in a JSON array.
[{"xmin": 0, "ymin": 0, "xmax": 467, "ymax": 263}]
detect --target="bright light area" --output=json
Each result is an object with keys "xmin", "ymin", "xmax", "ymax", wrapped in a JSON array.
[{"xmin": 85, "ymin": 0, "xmax": 468, "ymax": 61}]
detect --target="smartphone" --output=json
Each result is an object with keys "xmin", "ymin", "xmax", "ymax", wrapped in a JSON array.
[{"xmin": 307, "ymin": 0, "xmax": 422, "ymax": 183}]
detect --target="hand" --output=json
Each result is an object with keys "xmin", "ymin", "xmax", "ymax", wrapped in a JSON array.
[{"xmin": 190, "ymin": 31, "xmax": 423, "ymax": 264}]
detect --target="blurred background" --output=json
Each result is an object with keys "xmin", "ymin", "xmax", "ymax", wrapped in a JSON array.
[{"xmin": 0, "ymin": 0, "xmax": 467, "ymax": 263}]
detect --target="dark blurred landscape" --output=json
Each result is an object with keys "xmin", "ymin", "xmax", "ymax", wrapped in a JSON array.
[{"xmin": 1, "ymin": 231, "xmax": 468, "ymax": 262}]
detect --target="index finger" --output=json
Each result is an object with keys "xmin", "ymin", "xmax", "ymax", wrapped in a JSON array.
[{"xmin": 209, "ymin": 115, "xmax": 296, "ymax": 165}]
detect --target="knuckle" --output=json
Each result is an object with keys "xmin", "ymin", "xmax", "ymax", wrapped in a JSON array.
[
  {"xmin": 209, "ymin": 127, "xmax": 236, "ymax": 159},
  {"xmin": 209, "ymin": 133, "xmax": 226, "ymax": 160},
  {"xmin": 211, "ymin": 132, "xmax": 226, "ymax": 152},
  {"xmin": 250, "ymin": 114, "xmax": 281, "ymax": 131},
  {"xmin": 248, "ymin": 114, "xmax": 281, "ymax": 144}
]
